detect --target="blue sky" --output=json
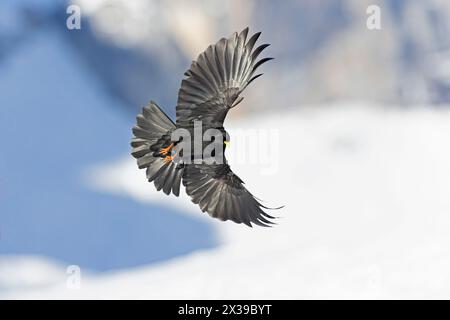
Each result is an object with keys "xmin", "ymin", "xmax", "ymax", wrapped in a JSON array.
[{"xmin": 0, "ymin": 26, "xmax": 216, "ymax": 272}]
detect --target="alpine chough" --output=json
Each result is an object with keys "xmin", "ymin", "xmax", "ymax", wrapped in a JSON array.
[{"xmin": 131, "ymin": 28, "xmax": 279, "ymax": 227}]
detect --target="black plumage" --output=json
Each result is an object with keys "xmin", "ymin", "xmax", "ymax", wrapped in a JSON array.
[{"xmin": 131, "ymin": 28, "xmax": 279, "ymax": 227}]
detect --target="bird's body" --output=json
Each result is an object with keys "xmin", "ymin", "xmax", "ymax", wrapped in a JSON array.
[{"xmin": 131, "ymin": 28, "xmax": 279, "ymax": 227}]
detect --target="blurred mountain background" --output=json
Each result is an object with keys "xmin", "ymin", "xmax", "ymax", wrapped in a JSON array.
[
  {"xmin": 3, "ymin": 0, "xmax": 450, "ymax": 115},
  {"xmin": 68, "ymin": 0, "xmax": 450, "ymax": 109}
]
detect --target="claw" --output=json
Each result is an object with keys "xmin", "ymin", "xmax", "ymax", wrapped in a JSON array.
[
  {"xmin": 159, "ymin": 143, "xmax": 174, "ymax": 155},
  {"xmin": 163, "ymin": 153, "xmax": 176, "ymax": 162}
]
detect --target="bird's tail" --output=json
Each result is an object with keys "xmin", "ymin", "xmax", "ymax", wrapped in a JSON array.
[{"xmin": 131, "ymin": 101, "xmax": 184, "ymax": 196}]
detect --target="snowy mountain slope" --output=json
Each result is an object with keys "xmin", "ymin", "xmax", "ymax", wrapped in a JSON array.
[
  {"xmin": 4, "ymin": 105, "xmax": 450, "ymax": 299},
  {"xmin": 70, "ymin": 0, "xmax": 450, "ymax": 111}
]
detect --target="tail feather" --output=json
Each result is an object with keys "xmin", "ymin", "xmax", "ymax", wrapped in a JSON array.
[{"xmin": 131, "ymin": 101, "xmax": 184, "ymax": 196}]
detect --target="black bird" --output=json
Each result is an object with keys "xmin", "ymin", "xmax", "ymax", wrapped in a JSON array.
[{"xmin": 131, "ymin": 28, "xmax": 278, "ymax": 227}]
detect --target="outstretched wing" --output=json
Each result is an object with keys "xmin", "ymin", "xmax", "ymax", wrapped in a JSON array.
[
  {"xmin": 176, "ymin": 27, "xmax": 272, "ymax": 128},
  {"xmin": 182, "ymin": 163, "xmax": 277, "ymax": 227}
]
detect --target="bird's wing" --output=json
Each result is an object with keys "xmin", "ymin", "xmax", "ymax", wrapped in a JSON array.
[
  {"xmin": 176, "ymin": 27, "xmax": 272, "ymax": 128},
  {"xmin": 183, "ymin": 163, "xmax": 277, "ymax": 227}
]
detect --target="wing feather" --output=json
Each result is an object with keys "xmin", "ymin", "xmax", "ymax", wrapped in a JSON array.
[
  {"xmin": 175, "ymin": 27, "xmax": 272, "ymax": 128},
  {"xmin": 171, "ymin": 168, "xmax": 183, "ymax": 197},
  {"xmin": 183, "ymin": 163, "xmax": 277, "ymax": 227}
]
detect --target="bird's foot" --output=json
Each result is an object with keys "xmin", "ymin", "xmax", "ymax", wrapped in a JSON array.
[{"xmin": 159, "ymin": 143, "xmax": 174, "ymax": 155}]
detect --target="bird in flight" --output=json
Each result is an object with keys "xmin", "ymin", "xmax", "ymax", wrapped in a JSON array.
[{"xmin": 131, "ymin": 28, "xmax": 279, "ymax": 227}]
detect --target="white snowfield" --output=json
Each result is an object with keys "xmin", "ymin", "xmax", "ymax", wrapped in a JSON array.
[{"xmin": 3, "ymin": 105, "xmax": 450, "ymax": 299}]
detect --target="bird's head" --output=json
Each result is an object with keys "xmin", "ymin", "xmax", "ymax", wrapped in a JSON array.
[{"xmin": 223, "ymin": 131, "xmax": 230, "ymax": 146}]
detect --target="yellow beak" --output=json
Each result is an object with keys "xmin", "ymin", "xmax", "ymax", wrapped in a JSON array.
[{"xmin": 224, "ymin": 141, "xmax": 230, "ymax": 145}]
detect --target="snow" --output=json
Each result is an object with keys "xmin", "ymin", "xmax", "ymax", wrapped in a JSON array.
[{"xmin": 3, "ymin": 105, "xmax": 450, "ymax": 299}]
